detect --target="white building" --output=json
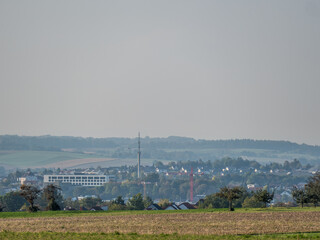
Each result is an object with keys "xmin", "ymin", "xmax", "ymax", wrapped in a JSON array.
[{"xmin": 44, "ymin": 174, "xmax": 115, "ymax": 186}]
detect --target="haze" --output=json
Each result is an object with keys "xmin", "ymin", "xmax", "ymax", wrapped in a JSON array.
[{"xmin": 0, "ymin": 0, "xmax": 319, "ymax": 145}]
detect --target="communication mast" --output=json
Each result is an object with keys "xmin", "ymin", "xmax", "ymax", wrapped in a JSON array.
[{"xmin": 137, "ymin": 132, "xmax": 141, "ymax": 179}]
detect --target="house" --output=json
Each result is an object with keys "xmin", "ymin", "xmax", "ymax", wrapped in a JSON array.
[
  {"xmin": 18, "ymin": 176, "xmax": 38, "ymax": 185},
  {"xmin": 178, "ymin": 202, "xmax": 195, "ymax": 210},
  {"xmin": 64, "ymin": 206, "xmax": 76, "ymax": 211},
  {"xmin": 90, "ymin": 206, "xmax": 103, "ymax": 211},
  {"xmin": 145, "ymin": 203, "xmax": 162, "ymax": 210},
  {"xmin": 164, "ymin": 203, "xmax": 181, "ymax": 210},
  {"xmin": 101, "ymin": 206, "xmax": 109, "ymax": 211}
]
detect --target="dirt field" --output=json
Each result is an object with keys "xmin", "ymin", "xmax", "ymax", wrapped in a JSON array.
[{"xmin": 1, "ymin": 211, "xmax": 320, "ymax": 235}]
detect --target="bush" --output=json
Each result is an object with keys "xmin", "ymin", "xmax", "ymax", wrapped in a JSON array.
[{"xmin": 242, "ymin": 197, "xmax": 264, "ymax": 208}]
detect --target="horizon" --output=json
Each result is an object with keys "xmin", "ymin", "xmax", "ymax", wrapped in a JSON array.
[{"xmin": 1, "ymin": 133, "xmax": 319, "ymax": 147}]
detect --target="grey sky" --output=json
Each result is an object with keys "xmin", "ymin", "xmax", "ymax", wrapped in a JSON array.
[{"xmin": 0, "ymin": 0, "xmax": 319, "ymax": 145}]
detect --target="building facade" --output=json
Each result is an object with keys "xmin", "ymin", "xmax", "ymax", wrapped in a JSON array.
[{"xmin": 43, "ymin": 174, "xmax": 115, "ymax": 186}]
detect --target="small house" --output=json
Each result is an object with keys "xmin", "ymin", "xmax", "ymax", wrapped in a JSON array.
[
  {"xmin": 145, "ymin": 203, "xmax": 162, "ymax": 210},
  {"xmin": 164, "ymin": 203, "xmax": 181, "ymax": 210},
  {"xmin": 178, "ymin": 202, "xmax": 195, "ymax": 210}
]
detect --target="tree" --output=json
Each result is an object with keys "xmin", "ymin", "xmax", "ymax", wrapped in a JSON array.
[
  {"xmin": 292, "ymin": 186, "xmax": 309, "ymax": 208},
  {"xmin": 305, "ymin": 173, "xmax": 320, "ymax": 207},
  {"xmin": 112, "ymin": 196, "xmax": 125, "ymax": 205},
  {"xmin": 144, "ymin": 173, "xmax": 160, "ymax": 183},
  {"xmin": 127, "ymin": 193, "xmax": 145, "ymax": 210},
  {"xmin": 143, "ymin": 196, "xmax": 153, "ymax": 209},
  {"xmin": 0, "ymin": 191, "xmax": 26, "ymax": 212},
  {"xmin": 216, "ymin": 186, "xmax": 243, "ymax": 211},
  {"xmin": 20, "ymin": 184, "xmax": 41, "ymax": 212},
  {"xmin": 242, "ymin": 196, "xmax": 264, "ymax": 208},
  {"xmin": 79, "ymin": 197, "xmax": 102, "ymax": 209},
  {"xmin": 158, "ymin": 199, "xmax": 171, "ymax": 209},
  {"xmin": 253, "ymin": 189, "xmax": 274, "ymax": 208},
  {"xmin": 199, "ymin": 194, "xmax": 229, "ymax": 209},
  {"xmin": 109, "ymin": 196, "xmax": 127, "ymax": 210},
  {"xmin": 43, "ymin": 184, "xmax": 62, "ymax": 211}
]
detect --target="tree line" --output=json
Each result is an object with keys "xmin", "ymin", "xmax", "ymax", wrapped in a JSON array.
[{"xmin": 1, "ymin": 135, "xmax": 320, "ymax": 157}]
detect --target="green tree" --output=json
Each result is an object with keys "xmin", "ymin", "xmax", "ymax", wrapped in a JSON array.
[
  {"xmin": 64, "ymin": 197, "xmax": 80, "ymax": 210},
  {"xmin": 43, "ymin": 184, "xmax": 62, "ymax": 211},
  {"xmin": 109, "ymin": 196, "xmax": 127, "ymax": 210},
  {"xmin": 158, "ymin": 199, "xmax": 171, "ymax": 209},
  {"xmin": 0, "ymin": 191, "xmax": 26, "ymax": 212},
  {"xmin": 144, "ymin": 173, "xmax": 159, "ymax": 183},
  {"xmin": 292, "ymin": 186, "xmax": 309, "ymax": 208},
  {"xmin": 79, "ymin": 197, "xmax": 102, "ymax": 209},
  {"xmin": 253, "ymin": 189, "xmax": 274, "ymax": 208},
  {"xmin": 20, "ymin": 184, "xmax": 41, "ymax": 212},
  {"xmin": 143, "ymin": 195, "xmax": 153, "ymax": 209},
  {"xmin": 127, "ymin": 193, "xmax": 145, "ymax": 210},
  {"xmin": 305, "ymin": 173, "xmax": 320, "ymax": 207},
  {"xmin": 198, "ymin": 194, "xmax": 228, "ymax": 209},
  {"xmin": 216, "ymin": 186, "xmax": 243, "ymax": 211},
  {"xmin": 242, "ymin": 196, "xmax": 264, "ymax": 208},
  {"xmin": 112, "ymin": 196, "xmax": 125, "ymax": 205}
]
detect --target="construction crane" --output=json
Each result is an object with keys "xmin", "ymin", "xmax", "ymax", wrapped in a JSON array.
[{"xmin": 190, "ymin": 167, "xmax": 194, "ymax": 202}]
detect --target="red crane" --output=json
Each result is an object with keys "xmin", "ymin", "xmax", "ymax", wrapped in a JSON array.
[{"xmin": 190, "ymin": 167, "xmax": 193, "ymax": 202}]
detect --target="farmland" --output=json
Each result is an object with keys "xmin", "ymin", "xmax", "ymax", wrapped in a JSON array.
[
  {"xmin": 1, "ymin": 208, "xmax": 320, "ymax": 239},
  {"xmin": 0, "ymin": 151, "xmax": 111, "ymax": 169},
  {"xmin": 0, "ymin": 150, "xmax": 171, "ymax": 169},
  {"xmin": 1, "ymin": 135, "xmax": 320, "ymax": 169}
]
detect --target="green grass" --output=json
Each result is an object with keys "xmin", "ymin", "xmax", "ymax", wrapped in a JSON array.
[
  {"xmin": 0, "ymin": 231, "xmax": 320, "ymax": 240},
  {"xmin": 1, "ymin": 207, "xmax": 320, "ymax": 219}
]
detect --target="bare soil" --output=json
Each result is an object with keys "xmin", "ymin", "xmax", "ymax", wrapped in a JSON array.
[{"xmin": 1, "ymin": 211, "xmax": 320, "ymax": 235}]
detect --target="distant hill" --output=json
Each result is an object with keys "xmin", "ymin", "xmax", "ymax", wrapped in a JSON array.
[{"xmin": 0, "ymin": 135, "xmax": 319, "ymax": 169}]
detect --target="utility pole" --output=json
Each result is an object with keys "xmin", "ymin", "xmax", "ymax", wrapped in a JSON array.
[{"xmin": 137, "ymin": 132, "xmax": 141, "ymax": 179}]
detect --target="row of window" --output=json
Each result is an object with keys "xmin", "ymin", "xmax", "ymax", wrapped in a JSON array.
[
  {"xmin": 47, "ymin": 180, "xmax": 105, "ymax": 185},
  {"xmin": 49, "ymin": 177, "xmax": 106, "ymax": 180},
  {"xmin": 47, "ymin": 179, "xmax": 105, "ymax": 183}
]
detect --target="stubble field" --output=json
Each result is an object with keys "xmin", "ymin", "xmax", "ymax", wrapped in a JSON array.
[{"xmin": 1, "ymin": 209, "xmax": 320, "ymax": 239}]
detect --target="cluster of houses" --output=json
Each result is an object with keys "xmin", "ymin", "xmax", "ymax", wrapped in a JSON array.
[
  {"xmin": 146, "ymin": 202, "xmax": 196, "ymax": 211},
  {"xmin": 64, "ymin": 202, "xmax": 196, "ymax": 212}
]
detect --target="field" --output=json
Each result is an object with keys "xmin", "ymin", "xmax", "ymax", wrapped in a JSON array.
[
  {"xmin": 1, "ymin": 208, "xmax": 320, "ymax": 239},
  {"xmin": 0, "ymin": 151, "xmax": 118, "ymax": 169},
  {"xmin": 0, "ymin": 146, "xmax": 318, "ymax": 169},
  {"xmin": 0, "ymin": 151, "xmax": 173, "ymax": 169}
]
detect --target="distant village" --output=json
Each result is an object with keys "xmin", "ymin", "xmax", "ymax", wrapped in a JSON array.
[{"xmin": 0, "ymin": 157, "xmax": 317, "ymax": 211}]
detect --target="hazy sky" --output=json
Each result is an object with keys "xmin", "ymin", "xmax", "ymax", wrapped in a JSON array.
[{"xmin": 0, "ymin": 0, "xmax": 319, "ymax": 145}]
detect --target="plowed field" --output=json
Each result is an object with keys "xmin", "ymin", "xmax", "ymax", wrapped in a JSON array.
[{"xmin": 1, "ymin": 211, "xmax": 320, "ymax": 235}]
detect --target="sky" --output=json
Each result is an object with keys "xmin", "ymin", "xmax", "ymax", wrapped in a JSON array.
[{"xmin": 0, "ymin": 0, "xmax": 319, "ymax": 145}]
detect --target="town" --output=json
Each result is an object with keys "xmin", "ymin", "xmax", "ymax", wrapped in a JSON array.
[{"xmin": 0, "ymin": 156, "xmax": 317, "ymax": 212}]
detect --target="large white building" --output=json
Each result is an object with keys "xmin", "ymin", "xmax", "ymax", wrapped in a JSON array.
[{"xmin": 44, "ymin": 174, "xmax": 115, "ymax": 186}]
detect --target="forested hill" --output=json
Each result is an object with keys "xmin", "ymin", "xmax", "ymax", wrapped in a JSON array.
[{"xmin": 0, "ymin": 135, "xmax": 319, "ymax": 155}]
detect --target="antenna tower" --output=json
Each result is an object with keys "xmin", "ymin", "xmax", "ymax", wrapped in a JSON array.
[{"xmin": 137, "ymin": 132, "xmax": 141, "ymax": 179}]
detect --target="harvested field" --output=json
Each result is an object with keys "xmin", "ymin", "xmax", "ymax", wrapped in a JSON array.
[{"xmin": 1, "ymin": 211, "xmax": 320, "ymax": 235}]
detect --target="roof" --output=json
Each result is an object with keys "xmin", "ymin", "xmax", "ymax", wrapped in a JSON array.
[
  {"xmin": 146, "ymin": 203, "xmax": 162, "ymax": 210},
  {"xmin": 90, "ymin": 206, "xmax": 103, "ymax": 211},
  {"xmin": 165, "ymin": 203, "xmax": 181, "ymax": 210},
  {"xmin": 178, "ymin": 202, "xmax": 195, "ymax": 209}
]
